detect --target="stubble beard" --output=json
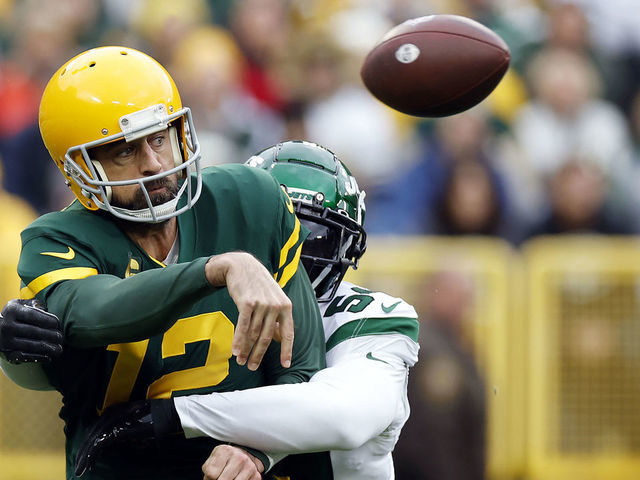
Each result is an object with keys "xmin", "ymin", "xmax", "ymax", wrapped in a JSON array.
[{"xmin": 110, "ymin": 175, "xmax": 180, "ymax": 233}]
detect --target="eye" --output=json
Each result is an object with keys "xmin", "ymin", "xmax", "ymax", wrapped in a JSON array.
[
  {"xmin": 115, "ymin": 145, "xmax": 135, "ymax": 158},
  {"xmin": 150, "ymin": 133, "xmax": 166, "ymax": 147}
]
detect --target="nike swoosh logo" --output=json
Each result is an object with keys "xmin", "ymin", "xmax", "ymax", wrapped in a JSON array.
[
  {"xmin": 366, "ymin": 352, "xmax": 389, "ymax": 364},
  {"xmin": 381, "ymin": 301, "xmax": 401, "ymax": 314},
  {"xmin": 40, "ymin": 246, "xmax": 75, "ymax": 260}
]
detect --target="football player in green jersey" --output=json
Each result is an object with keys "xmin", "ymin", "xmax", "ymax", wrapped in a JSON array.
[
  {"xmin": 76, "ymin": 141, "xmax": 421, "ymax": 479},
  {"xmin": 1, "ymin": 141, "xmax": 420, "ymax": 479},
  {"xmin": 0, "ymin": 47, "xmax": 326, "ymax": 480}
]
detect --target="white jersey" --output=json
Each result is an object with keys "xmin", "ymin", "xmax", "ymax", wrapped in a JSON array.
[
  {"xmin": 319, "ymin": 281, "xmax": 419, "ymax": 365},
  {"xmin": 175, "ymin": 282, "xmax": 420, "ymax": 479}
]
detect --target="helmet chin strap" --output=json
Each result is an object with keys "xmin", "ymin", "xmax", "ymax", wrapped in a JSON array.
[
  {"xmin": 110, "ymin": 179, "xmax": 188, "ymax": 223},
  {"xmin": 111, "ymin": 196, "xmax": 181, "ymax": 222}
]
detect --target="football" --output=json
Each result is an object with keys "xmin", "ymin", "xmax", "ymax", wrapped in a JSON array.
[{"xmin": 360, "ymin": 14, "xmax": 510, "ymax": 117}]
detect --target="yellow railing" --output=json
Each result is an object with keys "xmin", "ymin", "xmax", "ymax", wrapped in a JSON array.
[
  {"xmin": 2, "ymin": 235, "xmax": 640, "ymax": 479},
  {"xmin": 523, "ymin": 237, "xmax": 640, "ymax": 480}
]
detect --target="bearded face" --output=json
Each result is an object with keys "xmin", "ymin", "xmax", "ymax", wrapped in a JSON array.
[{"xmin": 111, "ymin": 175, "xmax": 180, "ymax": 211}]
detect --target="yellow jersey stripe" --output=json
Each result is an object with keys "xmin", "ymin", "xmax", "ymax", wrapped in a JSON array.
[
  {"xmin": 149, "ymin": 256, "xmax": 166, "ymax": 268},
  {"xmin": 277, "ymin": 243, "xmax": 303, "ymax": 288},
  {"xmin": 278, "ymin": 216, "xmax": 301, "ymax": 270},
  {"xmin": 20, "ymin": 267, "xmax": 98, "ymax": 299}
]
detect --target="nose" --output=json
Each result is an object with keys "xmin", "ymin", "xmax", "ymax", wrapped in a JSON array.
[{"xmin": 139, "ymin": 140, "xmax": 163, "ymax": 176}]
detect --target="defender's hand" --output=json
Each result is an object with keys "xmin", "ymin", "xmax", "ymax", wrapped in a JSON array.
[
  {"xmin": 0, "ymin": 299, "xmax": 63, "ymax": 364},
  {"xmin": 202, "ymin": 444, "xmax": 264, "ymax": 480},
  {"xmin": 205, "ymin": 252, "xmax": 294, "ymax": 371},
  {"xmin": 74, "ymin": 400, "xmax": 155, "ymax": 477}
]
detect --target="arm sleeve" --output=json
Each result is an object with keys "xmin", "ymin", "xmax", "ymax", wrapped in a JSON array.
[
  {"xmin": 174, "ymin": 355, "xmax": 407, "ymax": 453},
  {"xmin": 0, "ymin": 257, "xmax": 213, "ymax": 389},
  {"xmin": 46, "ymin": 257, "xmax": 214, "ymax": 347}
]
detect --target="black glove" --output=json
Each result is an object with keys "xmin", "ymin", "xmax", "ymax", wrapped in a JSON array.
[
  {"xmin": 0, "ymin": 299, "xmax": 63, "ymax": 364},
  {"xmin": 74, "ymin": 398, "xmax": 182, "ymax": 477}
]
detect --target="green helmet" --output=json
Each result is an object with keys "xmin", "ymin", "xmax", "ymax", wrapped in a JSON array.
[{"xmin": 247, "ymin": 140, "xmax": 367, "ymax": 299}]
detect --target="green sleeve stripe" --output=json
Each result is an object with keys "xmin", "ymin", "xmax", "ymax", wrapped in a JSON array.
[
  {"xmin": 277, "ymin": 242, "xmax": 303, "ymax": 288},
  {"xmin": 325, "ymin": 316, "xmax": 420, "ymax": 351},
  {"xmin": 20, "ymin": 267, "xmax": 98, "ymax": 299}
]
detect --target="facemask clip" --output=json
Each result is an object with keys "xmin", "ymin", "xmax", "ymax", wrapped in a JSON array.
[{"xmin": 119, "ymin": 104, "xmax": 169, "ymax": 142}]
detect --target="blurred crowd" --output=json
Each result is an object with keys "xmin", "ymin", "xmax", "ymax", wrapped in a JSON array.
[{"xmin": 1, "ymin": 0, "xmax": 639, "ymax": 245}]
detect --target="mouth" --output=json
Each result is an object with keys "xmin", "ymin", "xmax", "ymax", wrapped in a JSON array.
[
  {"xmin": 144, "ymin": 180, "xmax": 169, "ymax": 195},
  {"xmin": 147, "ymin": 186, "xmax": 166, "ymax": 195}
]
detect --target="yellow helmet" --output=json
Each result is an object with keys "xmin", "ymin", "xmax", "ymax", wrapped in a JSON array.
[{"xmin": 39, "ymin": 46, "xmax": 202, "ymax": 222}]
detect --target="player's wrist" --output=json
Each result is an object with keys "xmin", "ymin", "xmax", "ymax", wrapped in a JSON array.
[
  {"xmin": 205, "ymin": 252, "xmax": 254, "ymax": 287},
  {"xmin": 149, "ymin": 398, "xmax": 183, "ymax": 438},
  {"xmin": 204, "ymin": 253, "xmax": 233, "ymax": 287},
  {"xmin": 231, "ymin": 445, "xmax": 266, "ymax": 473}
]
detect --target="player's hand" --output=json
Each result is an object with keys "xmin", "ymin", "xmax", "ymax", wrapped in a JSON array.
[
  {"xmin": 202, "ymin": 444, "xmax": 264, "ymax": 480},
  {"xmin": 0, "ymin": 299, "xmax": 63, "ymax": 364},
  {"xmin": 205, "ymin": 252, "xmax": 294, "ymax": 371}
]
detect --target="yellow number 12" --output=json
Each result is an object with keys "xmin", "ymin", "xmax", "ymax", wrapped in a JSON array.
[{"xmin": 101, "ymin": 312, "xmax": 234, "ymax": 412}]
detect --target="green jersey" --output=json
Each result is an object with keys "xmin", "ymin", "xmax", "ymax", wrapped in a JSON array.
[{"xmin": 17, "ymin": 165, "xmax": 326, "ymax": 479}]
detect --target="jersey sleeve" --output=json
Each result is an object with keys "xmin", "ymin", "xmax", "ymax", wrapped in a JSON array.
[
  {"xmin": 174, "ymin": 353, "xmax": 408, "ymax": 453},
  {"xmin": 18, "ymin": 235, "xmax": 101, "ymax": 300},
  {"xmin": 47, "ymin": 260, "xmax": 215, "ymax": 347},
  {"xmin": 18, "ymin": 235, "xmax": 215, "ymax": 347}
]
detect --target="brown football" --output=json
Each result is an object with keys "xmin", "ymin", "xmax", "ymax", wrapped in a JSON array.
[{"xmin": 360, "ymin": 14, "xmax": 510, "ymax": 117}]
